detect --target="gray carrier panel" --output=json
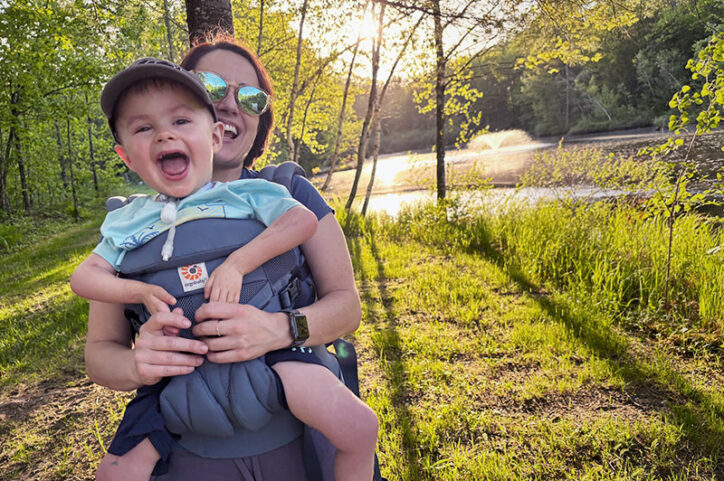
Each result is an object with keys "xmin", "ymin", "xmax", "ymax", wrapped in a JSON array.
[{"xmin": 118, "ymin": 215, "xmax": 325, "ymax": 458}]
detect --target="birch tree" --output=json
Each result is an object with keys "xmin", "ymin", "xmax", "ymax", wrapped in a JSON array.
[
  {"xmin": 361, "ymin": 13, "xmax": 424, "ymax": 213},
  {"xmin": 321, "ymin": 0, "xmax": 370, "ymax": 191},
  {"xmin": 286, "ymin": 0, "xmax": 310, "ymax": 161},
  {"xmin": 345, "ymin": 1, "xmax": 385, "ymax": 210}
]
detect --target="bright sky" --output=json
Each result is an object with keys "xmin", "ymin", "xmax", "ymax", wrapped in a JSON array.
[
  {"xmin": 261, "ymin": 0, "xmax": 526, "ymax": 82},
  {"xmin": 304, "ymin": 2, "xmax": 515, "ymax": 82}
]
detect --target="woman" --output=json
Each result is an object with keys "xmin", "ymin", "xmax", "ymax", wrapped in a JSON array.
[{"xmin": 84, "ymin": 38, "xmax": 363, "ymax": 480}]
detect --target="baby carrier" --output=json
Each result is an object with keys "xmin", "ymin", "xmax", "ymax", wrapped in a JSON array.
[{"xmin": 110, "ymin": 162, "xmax": 384, "ymax": 481}]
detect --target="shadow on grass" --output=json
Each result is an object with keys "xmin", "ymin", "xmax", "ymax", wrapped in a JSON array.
[
  {"xmin": 0, "ymin": 294, "xmax": 88, "ymax": 386},
  {"xmin": 465, "ymin": 220, "xmax": 724, "ymax": 476},
  {"xmin": 350, "ymin": 229, "xmax": 422, "ymax": 480},
  {"xmin": 0, "ymin": 222, "xmax": 98, "ymax": 297}
]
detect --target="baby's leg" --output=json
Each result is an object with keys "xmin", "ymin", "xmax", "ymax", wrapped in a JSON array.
[
  {"xmin": 272, "ymin": 361, "xmax": 379, "ymax": 481},
  {"xmin": 96, "ymin": 438, "xmax": 160, "ymax": 481}
]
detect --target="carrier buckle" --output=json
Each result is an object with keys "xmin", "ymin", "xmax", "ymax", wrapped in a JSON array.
[
  {"xmin": 124, "ymin": 307, "xmax": 144, "ymax": 336},
  {"xmin": 279, "ymin": 277, "xmax": 301, "ymax": 309}
]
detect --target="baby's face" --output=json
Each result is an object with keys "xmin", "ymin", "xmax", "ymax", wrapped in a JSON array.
[{"xmin": 114, "ymin": 84, "xmax": 223, "ymax": 198}]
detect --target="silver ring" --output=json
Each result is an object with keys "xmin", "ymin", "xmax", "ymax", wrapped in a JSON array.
[{"xmin": 216, "ymin": 321, "xmax": 222, "ymax": 337}]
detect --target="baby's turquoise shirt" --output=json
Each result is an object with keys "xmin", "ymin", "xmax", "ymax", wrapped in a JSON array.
[{"xmin": 94, "ymin": 179, "xmax": 301, "ymax": 270}]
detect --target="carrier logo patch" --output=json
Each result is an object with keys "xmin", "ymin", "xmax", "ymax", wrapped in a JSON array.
[{"xmin": 178, "ymin": 263, "xmax": 208, "ymax": 292}]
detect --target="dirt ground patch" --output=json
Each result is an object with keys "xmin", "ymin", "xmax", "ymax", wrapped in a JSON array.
[
  {"xmin": 0, "ymin": 370, "xmax": 131, "ymax": 481},
  {"xmin": 476, "ymin": 378, "xmax": 674, "ymax": 426}
]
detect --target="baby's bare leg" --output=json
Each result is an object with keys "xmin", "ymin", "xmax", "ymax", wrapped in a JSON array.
[
  {"xmin": 96, "ymin": 438, "xmax": 160, "ymax": 481},
  {"xmin": 272, "ymin": 361, "xmax": 379, "ymax": 481}
]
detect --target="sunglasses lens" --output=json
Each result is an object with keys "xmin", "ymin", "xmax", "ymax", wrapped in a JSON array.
[
  {"xmin": 197, "ymin": 72, "xmax": 227, "ymax": 102},
  {"xmin": 237, "ymin": 86, "xmax": 269, "ymax": 116}
]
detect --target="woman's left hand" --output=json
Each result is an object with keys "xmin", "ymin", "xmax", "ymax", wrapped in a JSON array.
[{"xmin": 193, "ymin": 302, "xmax": 291, "ymax": 363}]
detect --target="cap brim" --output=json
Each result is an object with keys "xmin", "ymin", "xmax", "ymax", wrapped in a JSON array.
[{"xmin": 101, "ymin": 63, "xmax": 216, "ymax": 122}]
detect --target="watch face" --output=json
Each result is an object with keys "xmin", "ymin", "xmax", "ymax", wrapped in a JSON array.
[{"xmin": 295, "ymin": 312, "xmax": 310, "ymax": 341}]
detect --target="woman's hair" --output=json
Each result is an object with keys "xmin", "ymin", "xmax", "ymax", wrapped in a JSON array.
[{"xmin": 181, "ymin": 36, "xmax": 274, "ymax": 168}]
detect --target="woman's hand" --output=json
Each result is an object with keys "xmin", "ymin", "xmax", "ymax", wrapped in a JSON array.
[
  {"xmin": 133, "ymin": 308, "xmax": 208, "ymax": 385},
  {"xmin": 193, "ymin": 302, "xmax": 290, "ymax": 363}
]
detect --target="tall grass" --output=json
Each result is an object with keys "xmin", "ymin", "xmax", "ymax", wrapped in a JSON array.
[
  {"xmin": 490, "ymin": 201, "xmax": 723, "ymax": 324},
  {"xmin": 378, "ymin": 195, "xmax": 724, "ymax": 337},
  {"xmin": 343, "ymin": 199, "xmax": 724, "ymax": 479}
]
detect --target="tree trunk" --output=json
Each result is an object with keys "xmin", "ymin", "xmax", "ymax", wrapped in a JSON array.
[
  {"xmin": 286, "ymin": 0, "xmax": 309, "ymax": 162},
  {"xmin": 590, "ymin": 94, "xmax": 612, "ymax": 121},
  {"xmin": 0, "ymin": 126, "xmax": 12, "ymax": 213},
  {"xmin": 361, "ymin": 118, "xmax": 381, "ymax": 216},
  {"xmin": 14, "ymin": 133, "xmax": 29, "ymax": 212},
  {"xmin": 433, "ymin": 0, "xmax": 446, "ymax": 201},
  {"xmin": 355, "ymin": 12, "xmax": 422, "ymax": 208},
  {"xmin": 163, "ymin": 0, "xmax": 176, "ymax": 61},
  {"xmin": 293, "ymin": 78, "xmax": 319, "ymax": 164},
  {"xmin": 565, "ymin": 63, "xmax": 569, "ymax": 130},
  {"xmin": 27, "ymin": 164, "xmax": 33, "ymax": 208},
  {"xmin": 257, "ymin": 0, "xmax": 264, "ymax": 56},
  {"xmin": 86, "ymin": 92, "xmax": 99, "ymax": 193},
  {"xmin": 67, "ymin": 120, "xmax": 79, "ymax": 221},
  {"xmin": 321, "ymin": 2, "xmax": 367, "ymax": 192},
  {"xmin": 12, "ymin": 114, "xmax": 30, "ymax": 212},
  {"xmin": 185, "ymin": 0, "xmax": 233, "ymax": 46},
  {"xmin": 54, "ymin": 121, "xmax": 68, "ymax": 188},
  {"xmin": 24, "ymin": 122, "xmax": 33, "ymax": 209},
  {"xmin": 663, "ymin": 167, "xmax": 685, "ymax": 311},
  {"xmin": 345, "ymin": 2, "xmax": 385, "ymax": 211},
  {"xmin": 376, "ymin": 13, "xmax": 422, "ymax": 113},
  {"xmin": 320, "ymin": 44, "xmax": 357, "ymax": 191},
  {"xmin": 87, "ymin": 120, "xmax": 99, "ymax": 193}
]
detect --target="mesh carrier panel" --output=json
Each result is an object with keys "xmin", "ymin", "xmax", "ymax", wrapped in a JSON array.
[
  {"xmin": 263, "ymin": 252, "xmax": 296, "ymax": 285},
  {"xmin": 165, "ymin": 279, "xmax": 268, "ymax": 338},
  {"xmin": 173, "ymin": 293, "xmax": 205, "ymax": 338},
  {"xmin": 240, "ymin": 279, "xmax": 266, "ymax": 304},
  {"xmin": 175, "ymin": 294, "xmax": 204, "ymax": 320}
]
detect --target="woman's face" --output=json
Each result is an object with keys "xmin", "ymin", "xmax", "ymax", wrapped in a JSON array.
[{"xmin": 194, "ymin": 49, "xmax": 262, "ymax": 181}]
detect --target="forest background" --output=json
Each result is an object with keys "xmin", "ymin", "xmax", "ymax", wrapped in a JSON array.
[{"xmin": 1, "ymin": 0, "xmax": 723, "ymax": 223}]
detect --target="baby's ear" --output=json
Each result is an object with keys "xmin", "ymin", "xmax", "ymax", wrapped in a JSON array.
[
  {"xmin": 115, "ymin": 145, "xmax": 133, "ymax": 170},
  {"xmin": 211, "ymin": 121, "xmax": 224, "ymax": 153}
]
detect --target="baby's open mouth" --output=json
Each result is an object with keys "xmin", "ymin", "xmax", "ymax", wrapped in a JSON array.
[{"xmin": 157, "ymin": 151, "xmax": 189, "ymax": 178}]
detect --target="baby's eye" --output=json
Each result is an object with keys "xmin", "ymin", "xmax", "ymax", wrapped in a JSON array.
[
  {"xmin": 174, "ymin": 118, "xmax": 191, "ymax": 126},
  {"xmin": 133, "ymin": 125, "xmax": 151, "ymax": 134}
]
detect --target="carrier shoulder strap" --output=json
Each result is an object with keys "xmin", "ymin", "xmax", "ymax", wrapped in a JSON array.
[{"xmin": 257, "ymin": 161, "xmax": 307, "ymax": 193}]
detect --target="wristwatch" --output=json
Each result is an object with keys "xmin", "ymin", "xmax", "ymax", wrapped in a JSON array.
[{"xmin": 283, "ymin": 309, "xmax": 309, "ymax": 348}]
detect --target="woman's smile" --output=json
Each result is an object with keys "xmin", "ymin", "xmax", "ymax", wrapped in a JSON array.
[{"xmin": 194, "ymin": 50, "xmax": 262, "ymax": 179}]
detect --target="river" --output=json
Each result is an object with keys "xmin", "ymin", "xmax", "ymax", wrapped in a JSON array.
[{"xmin": 314, "ymin": 128, "xmax": 724, "ymax": 216}]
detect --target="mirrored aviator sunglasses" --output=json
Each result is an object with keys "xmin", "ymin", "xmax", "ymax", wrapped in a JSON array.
[{"xmin": 195, "ymin": 71, "xmax": 271, "ymax": 116}]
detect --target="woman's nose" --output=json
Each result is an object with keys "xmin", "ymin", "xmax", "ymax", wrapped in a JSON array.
[{"xmin": 215, "ymin": 88, "xmax": 238, "ymax": 115}]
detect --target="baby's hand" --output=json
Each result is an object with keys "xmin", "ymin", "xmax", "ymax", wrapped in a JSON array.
[
  {"xmin": 204, "ymin": 261, "xmax": 243, "ymax": 304},
  {"xmin": 142, "ymin": 285, "xmax": 176, "ymax": 316}
]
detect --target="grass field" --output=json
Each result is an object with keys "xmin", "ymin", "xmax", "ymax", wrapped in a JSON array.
[{"xmin": 1, "ymin": 198, "xmax": 723, "ymax": 480}]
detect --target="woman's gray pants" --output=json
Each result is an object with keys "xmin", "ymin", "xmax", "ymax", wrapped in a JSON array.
[{"xmin": 150, "ymin": 436, "xmax": 310, "ymax": 481}]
